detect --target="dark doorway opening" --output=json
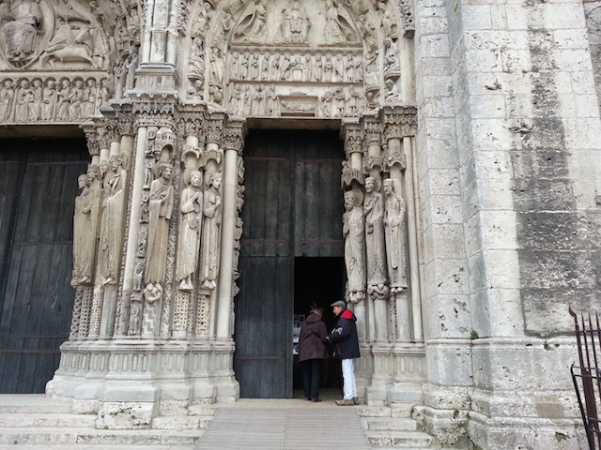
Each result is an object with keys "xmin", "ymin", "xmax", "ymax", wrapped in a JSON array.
[
  {"xmin": 293, "ymin": 256, "xmax": 345, "ymax": 392},
  {"xmin": 234, "ymin": 129, "xmax": 345, "ymax": 398}
]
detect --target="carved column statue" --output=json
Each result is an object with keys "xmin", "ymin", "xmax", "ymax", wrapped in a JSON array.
[
  {"xmin": 176, "ymin": 170, "xmax": 203, "ymax": 291},
  {"xmin": 383, "ymin": 178, "xmax": 410, "ymax": 340},
  {"xmin": 343, "ymin": 189, "xmax": 366, "ymax": 340},
  {"xmin": 99, "ymin": 152, "xmax": 127, "ymax": 286},
  {"xmin": 364, "ymin": 176, "xmax": 389, "ymax": 341},
  {"xmin": 200, "ymin": 172, "xmax": 222, "ymax": 290},
  {"xmin": 145, "ymin": 162, "xmax": 175, "ymax": 287}
]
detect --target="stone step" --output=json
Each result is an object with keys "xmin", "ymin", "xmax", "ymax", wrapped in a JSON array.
[
  {"xmin": 0, "ymin": 413, "xmax": 96, "ymax": 428},
  {"xmin": 367, "ymin": 430, "xmax": 433, "ymax": 448},
  {"xmin": 0, "ymin": 428, "xmax": 204, "ymax": 446},
  {"xmin": 356, "ymin": 404, "xmax": 393, "ymax": 417},
  {"xmin": 0, "ymin": 395, "xmax": 72, "ymax": 415},
  {"xmin": 151, "ymin": 415, "xmax": 214, "ymax": 430},
  {"xmin": 0, "ymin": 445, "xmax": 196, "ymax": 450},
  {"xmin": 362, "ymin": 417, "xmax": 418, "ymax": 432}
]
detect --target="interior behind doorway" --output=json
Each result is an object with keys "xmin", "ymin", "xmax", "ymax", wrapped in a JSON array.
[{"xmin": 293, "ymin": 256, "xmax": 345, "ymax": 392}]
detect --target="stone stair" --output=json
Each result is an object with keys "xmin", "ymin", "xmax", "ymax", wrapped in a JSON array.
[
  {"xmin": 358, "ymin": 403, "xmax": 434, "ymax": 449},
  {"xmin": 0, "ymin": 395, "xmax": 214, "ymax": 449}
]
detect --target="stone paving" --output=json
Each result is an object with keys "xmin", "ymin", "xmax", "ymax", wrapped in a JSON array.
[{"xmin": 195, "ymin": 396, "xmax": 371, "ymax": 450}]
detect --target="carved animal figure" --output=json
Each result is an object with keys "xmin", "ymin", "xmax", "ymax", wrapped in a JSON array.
[{"xmin": 40, "ymin": 28, "xmax": 96, "ymax": 68}]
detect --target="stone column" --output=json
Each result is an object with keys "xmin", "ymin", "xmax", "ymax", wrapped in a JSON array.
[
  {"xmin": 202, "ymin": 117, "xmax": 224, "ymax": 337},
  {"xmin": 100, "ymin": 119, "xmax": 135, "ymax": 337},
  {"xmin": 115, "ymin": 122, "xmax": 148, "ymax": 336},
  {"xmin": 216, "ymin": 123, "xmax": 245, "ymax": 339}
]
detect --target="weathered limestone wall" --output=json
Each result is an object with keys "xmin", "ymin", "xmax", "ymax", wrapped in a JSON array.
[{"xmin": 414, "ymin": 0, "xmax": 601, "ymax": 448}]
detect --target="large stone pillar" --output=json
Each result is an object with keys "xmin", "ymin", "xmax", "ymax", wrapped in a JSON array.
[{"xmin": 216, "ymin": 123, "xmax": 245, "ymax": 339}]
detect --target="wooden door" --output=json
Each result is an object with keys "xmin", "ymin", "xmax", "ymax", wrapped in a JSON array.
[
  {"xmin": 0, "ymin": 139, "xmax": 88, "ymax": 393},
  {"xmin": 234, "ymin": 130, "xmax": 344, "ymax": 398}
]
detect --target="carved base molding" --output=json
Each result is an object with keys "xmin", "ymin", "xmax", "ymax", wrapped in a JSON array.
[
  {"xmin": 47, "ymin": 338, "xmax": 238, "ymax": 428},
  {"xmin": 357, "ymin": 342, "xmax": 426, "ymax": 406}
]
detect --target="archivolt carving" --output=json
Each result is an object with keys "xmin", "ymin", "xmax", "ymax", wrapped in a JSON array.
[{"xmin": 183, "ymin": 0, "xmax": 406, "ymax": 117}]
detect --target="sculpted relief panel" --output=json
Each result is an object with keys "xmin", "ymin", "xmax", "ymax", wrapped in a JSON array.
[
  {"xmin": 0, "ymin": 0, "xmax": 140, "ymax": 123},
  {"xmin": 184, "ymin": 0, "xmax": 404, "ymax": 118}
]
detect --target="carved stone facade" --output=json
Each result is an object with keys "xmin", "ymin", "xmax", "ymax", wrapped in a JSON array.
[{"xmin": 1, "ymin": 0, "xmax": 600, "ymax": 449}]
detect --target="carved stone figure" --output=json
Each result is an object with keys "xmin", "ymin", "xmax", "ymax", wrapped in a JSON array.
[
  {"xmin": 100, "ymin": 154, "xmax": 127, "ymax": 285},
  {"xmin": 0, "ymin": 0, "xmax": 43, "ymax": 61},
  {"xmin": 312, "ymin": 54, "xmax": 323, "ymax": 81},
  {"xmin": 384, "ymin": 37, "xmax": 400, "ymax": 74},
  {"xmin": 68, "ymin": 79, "xmax": 84, "ymax": 120},
  {"xmin": 200, "ymin": 173, "xmax": 222, "ymax": 290},
  {"xmin": 343, "ymin": 190, "xmax": 366, "ymax": 303},
  {"xmin": 73, "ymin": 174, "xmax": 97, "ymax": 286},
  {"xmin": 176, "ymin": 171, "xmax": 204, "ymax": 291},
  {"xmin": 358, "ymin": 15, "xmax": 378, "ymax": 50},
  {"xmin": 41, "ymin": 79, "xmax": 56, "ymax": 120},
  {"xmin": 0, "ymin": 79, "xmax": 14, "ymax": 121},
  {"xmin": 364, "ymin": 177, "xmax": 388, "ymax": 300},
  {"xmin": 334, "ymin": 87, "xmax": 345, "ymax": 116},
  {"xmin": 383, "ymin": 179, "xmax": 408, "ymax": 293},
  {"xmin": 266, "ymin": 84, "xmax": 278, "ymax": 115},
  {"xmin": 229, "ymin": 84, "xmax": 242, "ymax": 116},
  {"xmin": 209, "ymin": 47, "xmax": 224, "ymax": 84},
  {"xmin": 124, "ymin": 46, "xmax": 139, "ymax": 93},
  {"xmin": 30, "ymin": 78, "xmax": 42, "ymax": 120},
  {"xmin": 188, "ymin": 38, "xmax": 205, "ymax": 89},
  {"xmin": 347, "ymin": 86, "xmax": 359, "ymax": 115},
  {"xmin": 14, "ymin": 79, "xmax": 32, "ymax": 121},
  {"xmin": 323, "ymin": 0, "xmax": 352, "ymax": 45},
  {"xmin": 143, "ymin": 282, "xmax": 163, "ymax": 304},
  {"xmin": 98, "ymin": 78, "xmax": 113, "ymax": 108},
  {"xmin": 279, "ymin": 0, "xmax": 310, "ymax": 44},
  {"xmin": 385, "ymin": 78, "xmax": 399, "ymax": 102},
  {"xmin": 192, "ymin": 1, "xmax": 213, "ymax": 38},
  {"xmin": 145, "ymin": 163, "xmax": 174, "ymax": 285},
  {"xmin": 253, "ymin": 84, "xmax": 265, "ymax": 114},
  {"xmin": 81, "ymin": 78, "xmax": 97, "ymax": 117},
  {"xmin": 234, "ymin": 0, "xmax": 268, "ymax": 44},
  {"xmin": 55, "ymin": 79, "xmax": 71, "ymax": 119}
]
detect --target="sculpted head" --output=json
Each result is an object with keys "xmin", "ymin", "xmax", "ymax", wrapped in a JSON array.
[
  {"xmin": 157, "ymin": 163, "xmax": 173, "ymax": 180},
  {"xmin": 365, "ymin": 176, "xmax": 375, "ymax": 193},
  {"xmin": 189, "ymin": 170, "xmax": 202, "ymax": 188},
  {"xmin": 383, "ymin": 179, "xmax": 394, "ymax": 196},
  {"xmin": 344, "ymin": 190, "xmax": 355, "ymax": 211}
]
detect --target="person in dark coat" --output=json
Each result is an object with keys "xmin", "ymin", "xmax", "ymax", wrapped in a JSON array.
[
  {"xmin": 326, "ymin": 300, "xmax": 360, "ymax": 406},
  {"xmin": 298, "ymin": 305, "xmax": 329, "ymax": 402}
]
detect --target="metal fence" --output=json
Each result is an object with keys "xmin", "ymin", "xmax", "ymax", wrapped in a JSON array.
[{"xmin": 570, "ymin": 307, "xmax": 601, "ymax": 450}]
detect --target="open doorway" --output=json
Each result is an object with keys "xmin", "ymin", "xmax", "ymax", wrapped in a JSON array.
[
  {"xmin": 234, "ymin": 129, "xmax": 345, "ymax": 398},
  {"xmin": 293, "ymin": 256, "xmax": 345, "ymax": 393}
]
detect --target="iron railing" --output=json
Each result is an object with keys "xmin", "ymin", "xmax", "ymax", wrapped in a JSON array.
[{"xmin": 570, "ymin": 307, "xmax": 601, "ymax": 450}]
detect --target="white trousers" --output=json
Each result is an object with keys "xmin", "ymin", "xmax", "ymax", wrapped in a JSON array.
[{"xmin": 341, "ymin": 358, "xmax": 357, "ymax": 400}]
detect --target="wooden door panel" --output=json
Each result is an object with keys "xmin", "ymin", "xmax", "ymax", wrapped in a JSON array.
[
  {"xmin": 0, "ymin": 140, "xmax": 87, "ymax": 394},
  {"xmin": 235, "ymin": 256, "xmax": 292, "ymax": 398}
]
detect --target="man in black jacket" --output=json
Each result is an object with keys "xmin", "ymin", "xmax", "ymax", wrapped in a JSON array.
[{"xmin": 326, "ymin": 300, "xmax": 360, "ymax": 406}]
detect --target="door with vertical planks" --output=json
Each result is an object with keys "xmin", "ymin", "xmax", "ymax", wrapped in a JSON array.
[
  {"xmin": 0, "ymin": 139, "xmax": 88, "ymax": 393},
  {"xmin": 234, "ymin": 129, "xmax": 344, "ymax": 398}
]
